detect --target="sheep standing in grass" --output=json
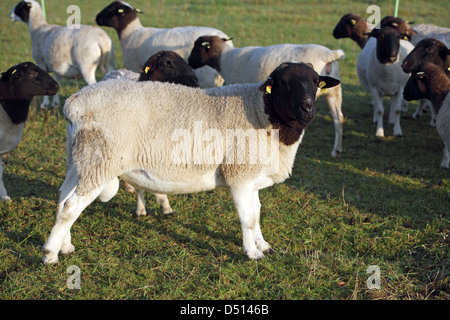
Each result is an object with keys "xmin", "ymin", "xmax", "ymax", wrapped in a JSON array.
[
  {"xmin": 0, "ymin": 62, "xmax": 58, "ymax": 201},
  {"xmin": 10, "ymin": 0, "xmax": 116, "ymax": 109},
  {"xmin": 188, "ymin": 36, "xmax": 345, "ymax": 157},
  {"xmin": 95, "ymin": 1, "xmax": 233, "ymax": 88},
  {"xmin": 403, "ymin": 62, "xmax": 450, "ymax": 168},
  {"xmin": 41, "ymin": 62, "xmax": 340, "ymax": 264},
  {"xmin": 356, "ymin": 27, "xmax": 414, "ymax": 137},
  {"xmin": 402, "ymin": 38, "xmax": 450, "ymax": 125}
]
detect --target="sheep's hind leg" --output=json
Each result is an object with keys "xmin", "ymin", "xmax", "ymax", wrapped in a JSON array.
[
  {"xmin": 231, "ymin": 185, "xmax": 265, "ymax": 260},
  {"xmin": 371, "ymin": 89, "xmax": 385, "ymax": 137},
  {"xmin": 324, "ymin": 85, "xmax": 344, "ymax": 157},
  {"xmin": 155, "ymin": 194, "xmax": 173, "ymax": 215},
  {"xmin": 42, "ymin": 186, "xmax": 102, "ymax": 264},
  {"xmin": 390, "ymin": 93, "xmax": 403, "ymax": 137},
  {"xmin": 0, "ymin": 156, "xmax": 11, "ymax": 202}
]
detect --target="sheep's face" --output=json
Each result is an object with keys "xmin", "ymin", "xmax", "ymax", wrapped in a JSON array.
[
  {"xmin": 402, "ymin": 38, "xmax": 450, "ymax": 74},
  {"xmin": 1, "ymin": 62, "xmax": 59, "ymax": 100},
  {"xmin": 404, "ymin": 62, "xmax": 450, "ymax": 102},
  {"xmin": 138, "ymin": 51, "xmax": 199, "ymax": 88},
  {"xmin": 333, "ymin": 13, "xmax": 364, "ymax": 39},
  {"xmin": 10, "ymin": 0, "xmax": 34, "ymax": 23},
  {"xmin": 380, "ymin": 16, "xmax": 416, "ymax": 41},
  {"xmin": 96, "ymin": 1, "xmax": 142, "ymax": 34},
  {"xmin": 259, "ymin": 62, "xmax": 340, "ymax": 129},
  {"xmin": 369, "ymin": 27, "xmax": 407, "ymax": 64},
  {"xmin": 189, "ymin": 36, "xmax": 232, "ymax": 71}
]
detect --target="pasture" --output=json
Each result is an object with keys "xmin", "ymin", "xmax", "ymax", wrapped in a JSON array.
[{"xmin": 0, "ymin": 0, "xmax": 448, "ymax": 300}]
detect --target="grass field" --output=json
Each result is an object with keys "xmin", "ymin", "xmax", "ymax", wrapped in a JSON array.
[{"xmin": 0, "ymin": 0, "xmax": 449, "ymax": 300}]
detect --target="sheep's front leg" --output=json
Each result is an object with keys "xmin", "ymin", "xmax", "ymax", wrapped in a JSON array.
[
  {"xmin": 441, "ymin": 144, "xmax": 450, "ymax": 169},
  {"xmin": 231, "ymin": 185, "xmax": 265, "ymax": 260},
  {"xmin": 390, "ymin": 92, "xmax": 404, "ymax": 137},
  {"xmin": 0, "ymin": 156, "xmax": 11, "ymax": 202},
  {"xmin": 370, "ymin": 88, "xmax": 385, "ymax": 137}
]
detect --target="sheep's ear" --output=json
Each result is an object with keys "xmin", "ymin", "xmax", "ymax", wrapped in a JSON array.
[
  {"xmin": 201, "ymin": 41, "xmax": 211, "ymax": 50},
  {"xmin": 259, "ymin": 77, "xmax": 273, "ymax": 95},
  {"xmin": 415, "ymin": 71, "xmax": 426, "ymax": 79},
  {"xmin": 407, "ymin": 21, "xmax": 415, "ymax": 25},
  {"xmin": 350, "ymin": 18, "xmax": 356, "ymax": 25},
  {"xmin": 367, "ymin": 28, "xmax": 380, "ymax": 38},
  {"xmin": 317, "ymin": 76, "xmax": 340, "ymax": 89},
  {"xmin": 222, "ymin": 37, "xmax": 233, "ymax": 42},
  {"xmin": 136, "ymin": 8, "xmax": 144, "ymax": 14},
  {"xmin": 304, "ymin": 62, "xmax": 315, "ymax": 71}
]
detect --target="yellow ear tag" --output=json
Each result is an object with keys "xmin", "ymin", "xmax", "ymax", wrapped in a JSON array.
[
  {"xmin": 11, "ymin": 69, "xmax": 17, "ymax": 75},
  {"xmin": 266, "ymin": 85, "xmax": 272, "ymax": 94},
  {"xmin": 145, "ymin": 66, "xmax": 150, "ymax": 74},
  {"xmin": 118, "ymin": 9, "xmax": 124, "ymax": 13},
  {"xmin": 448, "ymin": 67, "xmax": 450, "ymax": 72},
  {"xmin": 351, "ymin": 19, "xmax": 356, "ymax": 25},
  {"xmin": 319, "ymin": 81, "xmax": 327, "ymax": 93},
  {"xmin": 416, "ymin": 71, "xmax": 425, "ymax": 78}
]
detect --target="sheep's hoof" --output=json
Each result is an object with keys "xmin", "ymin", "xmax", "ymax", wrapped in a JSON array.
[
  {"xmin": 1, "ymin": 195, "xmax": 11, "ymax": 202},
  {"xmin": 60, "ymin": 243, "xmax": 75, "ymax": 256},
  {"xmin": 42, "ymin": 249, "xmax": 59, "ymax": 265},
  {"xmin": 256, "ymin": 239, "xmax": 272, "ymax": 253},
  {"xmin": 246, "ymin": 249, "xmax": 265, "ymax": 260},
  {"xmin": 134, "ymin": 209, "xmax": 147, "ymax": 218}
]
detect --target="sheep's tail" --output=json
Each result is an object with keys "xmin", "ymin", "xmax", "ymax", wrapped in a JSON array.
[
  {"xmin": 98, "ymin": 37, "xmax": 116, "ymax": 75},
  {"xmin": 326, "ymin": 49, "xmax": 346, "ymax": 63}
]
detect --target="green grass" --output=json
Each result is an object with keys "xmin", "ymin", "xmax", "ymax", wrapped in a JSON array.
[{"xmin": 0, "ymin": 0, "xmax": 449, "ymax": 300}]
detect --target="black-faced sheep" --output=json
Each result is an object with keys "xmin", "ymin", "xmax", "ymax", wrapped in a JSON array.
[
  {"xmin": 188, "ymin": 35, "xmax": 345, "ymax": 157},
  {"xmin": 42, "ymin": 62, "xmax": 340, "ymax": 264},
  {"xmin": 356, "ymin": 27, "xmax": 414, "ymax": 137},
  {"xmin": 333, "ymin": 13, "xmax": 370, "ymax": 49},
  {"xmin": 0, "ymin": 62, "xmax": 58, "ymax": 201},
  {"xmin": 95, "ymin": 1, "xmax": 233, "ymax": 88},
  {"xmin": 10, "ymin": 0, "xmax": 115, "ymax": 108},
  {"xmin": 403, "ymin": 62, "xmax": 450, "ymax": 168}
]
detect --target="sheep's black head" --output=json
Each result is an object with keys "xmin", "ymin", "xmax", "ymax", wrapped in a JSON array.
[
  {"xmin": 368, "ymin": 27, "xmax": 408, "ymax": 64},
  {"xmin": 138, "ymin": 51, "xmax": 199, "ymax": 88},
  {"xmin": 403, "ymin": 62, "xmax": 450, "ymax": 103},
  {"xmin": 188, "ymin": 36, "xmax": 233, "ymax": 72},
  {"xmin": 96, "ymin": 1, "xmax": 143, "ymax": 36},
  {"xmin": 0, "ymin": 62, "xmax": 58, "ymax": 124},
  {"xmin": 332, "ymin": 13, "xmax": 368, "ymax": 48},
  {"xmin": 259, "ymin": 62, "xmax": 340, "ymax": 140},
  {"xmin": 1, "ymin": 62, "xmax": 59, "ymax": 100},
  {"xmin": 402, "ymin": 38, "xmax": 450, "ymax": 74},
  {"xmin": 10, "ymin": 0, "xmax": 34, "ymax": 23},
  {"xmin": 380, "ymin": 16, "xmax": 416, "ymax": 41}
]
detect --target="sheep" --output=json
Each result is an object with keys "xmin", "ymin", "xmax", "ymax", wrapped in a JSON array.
[
  {"xmin": 95, "ymin": 1, "xmax": 233, "ymax": 88},
  {"xmin": 403, "ymin": 62, "xmax": 450, "ymax": 168},
  {"xmin": 356, "ymin": 27, "xmax": 414, "ymax": 137},
  {"xmin": 9, "ymin": 0, "xmax": 116, "ymax": 109},
  {"xmin": 402, "ymin": 38, "xmax": 450, "ymax": 125},
  {"xmin": 41, "ymin": 62, "xmax": 341, "ymax": 264},
  {"xmin": 333, "ymin": 13, "xmax": 370, "ymax": 49},
  {"xmin": 0, "ymin": 62, "xmax": 59, "ymax": 201},
  {"xmin": 188, "ymin": 35, "xmax": 346, "ymax": 157}
]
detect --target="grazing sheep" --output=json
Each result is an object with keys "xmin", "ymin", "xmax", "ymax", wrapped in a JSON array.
[
  {"xmin": 41, "ymin": 62, "xmax": 341, "ymax": 264},
  {"xmin": 188, "ymin": 35, "xmax": 345, "ymax": 157},
  {"xmin": 0, "ymin": 62, "xmax": 59, "ymax": 201},
  {"xmin": 10, "ymin": 0, "xmax": 116, "ymax": 109},
  {"xmin": 95, "ymin": 1, "xmax": 233, "ymax": 88},
  {"xmin": 403, "ymin": 62, "xmax": 450, "ymax": 168},
  {"xmin": 402, "ymin": 38, "xmax": 450, "ymax": 125},
  {"xmin": 356, "ymin": 27, "xmax": 414, "ymax": 137},
  {"xmin": 333, "ymin": 13, "xmax": 370, "ymax": 49}
]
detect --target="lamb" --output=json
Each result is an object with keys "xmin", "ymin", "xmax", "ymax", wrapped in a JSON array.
[
  {"xmin": 41, "ymin": 62, "xmax": 341, "ymax": 264},
  {"xmin": 403, "ymin": 62, "xmax": 450, "ymax": 168},
  {"xmin": 402, "ymin": 38, "xmax": 450, "ymax": 124},
  {"xmin": 95, "ymin": 1, "xmax": 233, "ymax": 88},
  {"xmin": 0, "ymin": 62, "xmax": 59, "ymax": 201},
  {"xmin": 10, "ymin": 0, "xmax": 116, "ymax": 109},
  {"xmin": 333, "ymin": 13, "xmax": 370, "ymax": 49},
  {"xmin": 356, "ymin": 27, "xmax": 414, "ymax": 137},
  {"xmin": 188, "ymin": 36, "xmax": 345, "ymax": 157}
]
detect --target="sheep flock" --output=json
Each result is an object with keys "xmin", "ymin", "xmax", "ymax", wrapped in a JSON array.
[{"xmin": 0, "ymin": 0, "xmax": 448, "ymax": 264}]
